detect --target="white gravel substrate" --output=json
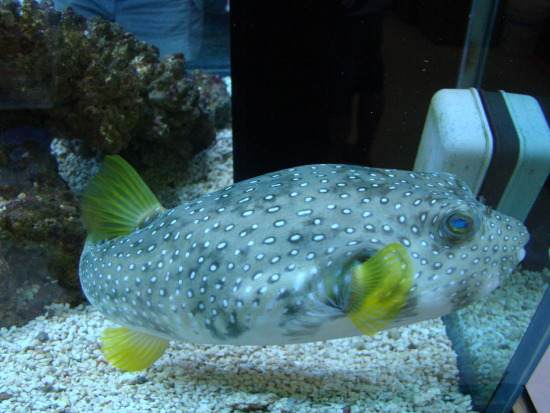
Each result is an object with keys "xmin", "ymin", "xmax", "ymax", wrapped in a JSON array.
[
  {"xmin": 445, "ymin": 267, "xmax": 549, "ymax": 406},
  {"xmin": 157, "ymin": 128, "xmax": 234, "ymax": 208},
  {"xmin": 50, "ymin": 138, "xmax": 102, "ymax": 197},
  {"xmin": 1, "ymin": 304, "xmax": 473, "ymax": 413}
]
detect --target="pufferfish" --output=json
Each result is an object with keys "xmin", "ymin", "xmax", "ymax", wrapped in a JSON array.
[{"xmin": 79, "ymin": 156, "xmax": 529, "ymax": 371}]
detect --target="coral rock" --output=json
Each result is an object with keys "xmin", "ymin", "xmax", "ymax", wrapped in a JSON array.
[
  {"xmin": 0, "ymin": 129, "xmax": 86, "ymax": 327},
  {"xmin": 0, "ymin": 0, "xmax": 216, "ymax": 158}
]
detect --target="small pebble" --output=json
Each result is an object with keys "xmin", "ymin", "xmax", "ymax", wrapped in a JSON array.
[
  {"xmin": 136, "ymin": 376, "xmax": 149, "ymax": 384},
  {"xmin": 36, "ymin": 331, "xmax": 49, "ymax": 342}
]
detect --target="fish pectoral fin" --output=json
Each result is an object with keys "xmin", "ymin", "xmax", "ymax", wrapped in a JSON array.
[
  {"xmin": 81, "ymin": 155, "xmax": 165, "ymax": 242},
  {"xmin": 346, "ymin": 243, "xmax": 414, "ymax": 336},
  {"xmin": 100, "ymin": 327, "xmax": 170, "ymax": 372}
]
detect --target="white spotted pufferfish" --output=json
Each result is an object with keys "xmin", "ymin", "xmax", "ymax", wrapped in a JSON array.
[{"xmin": 79, "ymin": 156, "xmax": 529, "ymax": 371}]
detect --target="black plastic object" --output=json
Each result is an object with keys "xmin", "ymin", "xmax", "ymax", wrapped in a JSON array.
[
  {"xmin": 230, "ymin": 1, "xmax": 333, "ymax": 182},
  {"xmin": 535, "ymin": 96, "xmax": 550, "ymax": 192},
  {"xmin": 535, "ymin": 95, "xmax": 550, "ymax": 131},
  {"xmin": 477, "ymin": 90, "xmax": 521, "ymax": 209},
  {"xmin": 230, "ymin": 0, "xmax": 386, "ymax": 182}
]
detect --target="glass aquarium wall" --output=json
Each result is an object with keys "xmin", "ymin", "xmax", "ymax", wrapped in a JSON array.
[
  {"xmin": 1, "ymin": 0, "xmax": 549, "ymax": 412},
  {"xmin": 190, "ymin": 0, "xmax": 230, "ymax": 73},
  {"xmin": 230, "ymin": 0, "xmax": 550, "ymax": 411},
  {"xmin": 444, "ymin": 0, "xmax": 550, "ymax": 410}
]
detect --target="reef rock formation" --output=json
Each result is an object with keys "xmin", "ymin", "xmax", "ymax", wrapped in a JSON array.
[
  {"xmin": 0, "ymin": 0, "xmax": 222, "ymax": 157},
  {"xmin": 0, "ymin": 0, "xmax": 232, "ymax": 326},
  {"xmin": 0, "ymin": 128, "xmax": 86, "ymax": 328},
  {"xmin": 190, "ymin": 70, "xmax": 232, "ymax": 130}
]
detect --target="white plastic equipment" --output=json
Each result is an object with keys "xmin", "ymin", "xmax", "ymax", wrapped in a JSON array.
[{"xmin": 414, "ymin": 88, "xmax": 550, "ymax": 222}]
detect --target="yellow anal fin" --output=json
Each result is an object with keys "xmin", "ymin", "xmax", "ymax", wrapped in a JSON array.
[
  {"xmin": 347, "ymin": 243, "xmax": 413, "ymax": 336},
  {"xmin": 81, "ymin": 155, "xmax": 165, "ymax": 242},
  {"xmin": 100, "ymin": 327, "xmax": 170, "ymax": 372}
]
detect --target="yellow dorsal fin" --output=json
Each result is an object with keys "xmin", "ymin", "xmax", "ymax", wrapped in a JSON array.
[
  {"xmin": 346, "ymin": 243, "xmax": 413, "ymax": 336},
  {"xmin": 100, "ymin": 327, "xmax": 170, "ymax": 372},
  {"xmin": 81, "ymin": 155, "xmax": 165, "ymax": 242}
]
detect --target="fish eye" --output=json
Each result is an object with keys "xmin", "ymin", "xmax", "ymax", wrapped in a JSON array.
[
  {"xmin": 441, "ymin": 208, "xmax": 479, "ymax": 243},
  {"xmin": 447, "ymin": 215, "xmax": 473, "ymax": 233}
]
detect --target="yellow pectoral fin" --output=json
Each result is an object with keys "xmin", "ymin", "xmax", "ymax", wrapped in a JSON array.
[
  {"xmin": 100, "ymin": 327, "xmax": 170, "ymax": 372},
  {"xmin": 347, "ymin": 243, "xmax": 414, "ymax": 336}
]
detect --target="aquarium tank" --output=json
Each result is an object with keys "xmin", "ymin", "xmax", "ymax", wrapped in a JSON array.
[{"xmin": 1, "ymin": 0, "xmax": 549, "ymax": 412}]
